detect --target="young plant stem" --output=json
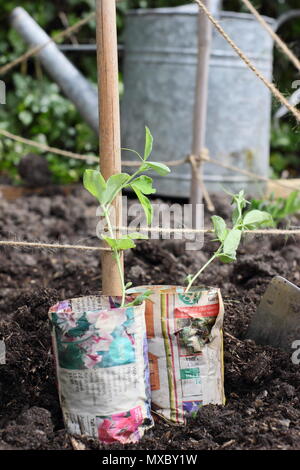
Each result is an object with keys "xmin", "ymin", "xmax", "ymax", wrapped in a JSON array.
[
  {"xmin": 115, "ymin": 251, "xmax": 126, "ymax": 308},
  {"xmin": 99, "ymin": 169, "xmax": 148, "ymax": 307},
  {"xmin": 102, "ymin": 205, "xmax": 126, "ymax": 307},
  {"xmin": 185, "ymin": 200, "xmax": 250, "ymax": 294},
  {"xmin": 185, "ymin": 249, "xmax": 221, "ymax": 293}
]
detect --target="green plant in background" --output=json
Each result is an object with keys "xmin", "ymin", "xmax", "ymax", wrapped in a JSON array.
[
  {"xmin": 270, "ymin": 123, "xmax": 300, "ymax": 178},
  {"xmin": 185, "ymin": 190, "xmax": 273, "ymax": 292},
  {"xmin": 83, "ymin": 127, "xmax": 170, "ymax": 307},
  {"xmin": 250, "ymin": 190, "xmax": 300, "ymax": 226},
  {"xmin": 0, "ymin": 0, "xmax": 98, "ymax": 184},
  {"xmin": 0, "ymin": 74, "xmax": 98, "ymax": 183}
]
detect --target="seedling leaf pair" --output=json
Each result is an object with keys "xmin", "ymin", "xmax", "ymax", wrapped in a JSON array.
[
  {"xmin": 102, "ymin": 232, "xmax": 148, "ymax": 251},
  {"xmin": 83, "ymin": 170, "xmax": 130, "ymax": 206}
]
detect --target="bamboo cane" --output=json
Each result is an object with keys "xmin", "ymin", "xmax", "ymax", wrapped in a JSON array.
[
  {"xmin": 190, "ymin": 0, "xmax": 212, "ymax": 225},
  {"xmin": 96, "ymin": 0, "xmax": 123, "ymax": 296}
]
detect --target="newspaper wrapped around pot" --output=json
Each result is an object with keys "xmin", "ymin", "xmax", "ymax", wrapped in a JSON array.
[
  {"xmin": 48, "ymin": 295, "xmax": 153, "ymax": 444},
  {"xmin": 128, "ymin": 285, "xmax": 225, "ymax": 424}
]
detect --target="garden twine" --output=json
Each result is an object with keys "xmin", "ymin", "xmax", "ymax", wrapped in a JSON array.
[{"xmin": 0, "ymin": 226, "xmax": 300, "ymax": 253}]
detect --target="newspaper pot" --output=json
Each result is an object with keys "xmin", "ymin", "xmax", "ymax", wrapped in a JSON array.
[
  {"xmin": 128, "ymin": 285, "xmax": 225, "ymax": 424},
  {"xmin": 48, "ymin": 295, "xmax": 153, "ymax": 444}
]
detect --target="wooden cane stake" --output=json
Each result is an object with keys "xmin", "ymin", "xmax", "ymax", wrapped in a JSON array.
[
  {"xmin": 96, "ymin": 0, "xmax": 123, "ymax": 296},
  {"xmin": 190, "ymin": 0, "xmax": 212, "ymax": 225}
]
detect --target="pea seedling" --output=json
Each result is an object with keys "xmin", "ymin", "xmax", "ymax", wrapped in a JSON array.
[
  {"xmin": 185, "ymin": 190, "xmax": 273, "ymax": 292},
  {"xmin": 83, "ymin": 127, "xmax": 170, "ymax": 307}
]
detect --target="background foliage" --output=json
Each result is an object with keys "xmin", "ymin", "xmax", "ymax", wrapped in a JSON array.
[{"xmin": 0, "ymin": 0, "xmax": 299, "ymax": 184}]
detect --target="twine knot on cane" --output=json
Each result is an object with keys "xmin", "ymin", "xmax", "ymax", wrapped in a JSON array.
[{"xmin": 187, "ymin": 147, "xmax": 210, "ymax": 167}]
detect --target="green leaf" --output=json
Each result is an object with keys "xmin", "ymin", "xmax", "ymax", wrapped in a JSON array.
[
  {"xmin": 285, "ymin": 191, "xmax": 300, "ymax": 215},
  {"xmin": 126, "ymin": 290, "xmax": 154, "ymax": 307},
  {"xmin": 232, "ymin": 207, "xmax": 240, "ymax": 225},
  {"xmin": 231, "ymin": 190, "xmax": 250, "ymax": 225},
  {"xmin": 101, "ymin": 235, "xmax": 116, "ymax": 250},
  {"xmin": 211, "ymin": 215, "xmax": 227, "ymax": 242},
  {"xmin": 102, "ymin": 173, "xmax": 130, "ymax": 205},
  {"xmin": 144, "ymin": 126, "xmax": 153, "ymax": 161},
  {"xmin": 222, "ymin": 229, "xmax": 242, "ymax": 261},
  {"xmin": 235, "ymin": 190, "xmax": 247, "ymax": 206},
  {"xmin": 128, "ymin": 232, "xmax": 148, "ymax": 240},
  {"xmin": 102, "ymin": 235, "xmax": 135, "ymax": 251},
  {"xmin": 235, "ymin": 190, "xmax": 248, "ymax": 206},
  {"xmin": 141, "ymin": 161, "xmax": 170, "ymax": 176},
  {"xmin": 136, "ymin": 289, "xmax": 153, "ymax": 300},
  {"xmin": 131, "ymin": 185, "xmax": 153, "ymax": 225},
  {"xmin": 130, "ymin": 175, "xmax": 156, "ymax": 195},
  {"xmin": 218, "ymin": 253, "xmax": 237, "ymax": 264},
  {"xmin": 83, "ymin": 169, "xmax": 107, "ymax": 204},
  {"xmin": 243, "ymin": 210, "xmax": 273, "ymax": 228},
  {"xmin": 185, "ymin": 274, "xmax": 194, "ymax": 285},
  {"xmin": 115, "ymin": 237, "xmax": 136, "ymax": 250}
]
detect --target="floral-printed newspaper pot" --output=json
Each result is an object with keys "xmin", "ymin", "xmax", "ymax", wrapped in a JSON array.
[
  {"xmin": 48, "ymin": 296, "xmax": 153, "ymax": 444},
  {"xmin": 128, "ymin": 286, "xmax": 225, "ymax": 424}
]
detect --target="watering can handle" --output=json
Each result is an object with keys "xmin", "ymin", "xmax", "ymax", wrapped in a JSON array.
[{"xmin": 275, "ymin": 9, "xmax": 300, "ymax": 31}]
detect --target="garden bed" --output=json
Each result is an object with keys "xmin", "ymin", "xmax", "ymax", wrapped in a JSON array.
[{"xmin": 0, "ymin": 187, "xmax": 299, "ymax": 450}]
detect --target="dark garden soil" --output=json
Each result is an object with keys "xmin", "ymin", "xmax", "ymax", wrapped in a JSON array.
[{"xmin": 0, "ymin": 187, "xmax": 300, "ymax": 450}]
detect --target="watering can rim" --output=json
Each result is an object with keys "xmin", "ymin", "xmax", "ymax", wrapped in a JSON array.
[{"xmin": 126, "ymin": 7, "xmax": 276, "ymax": 27}]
